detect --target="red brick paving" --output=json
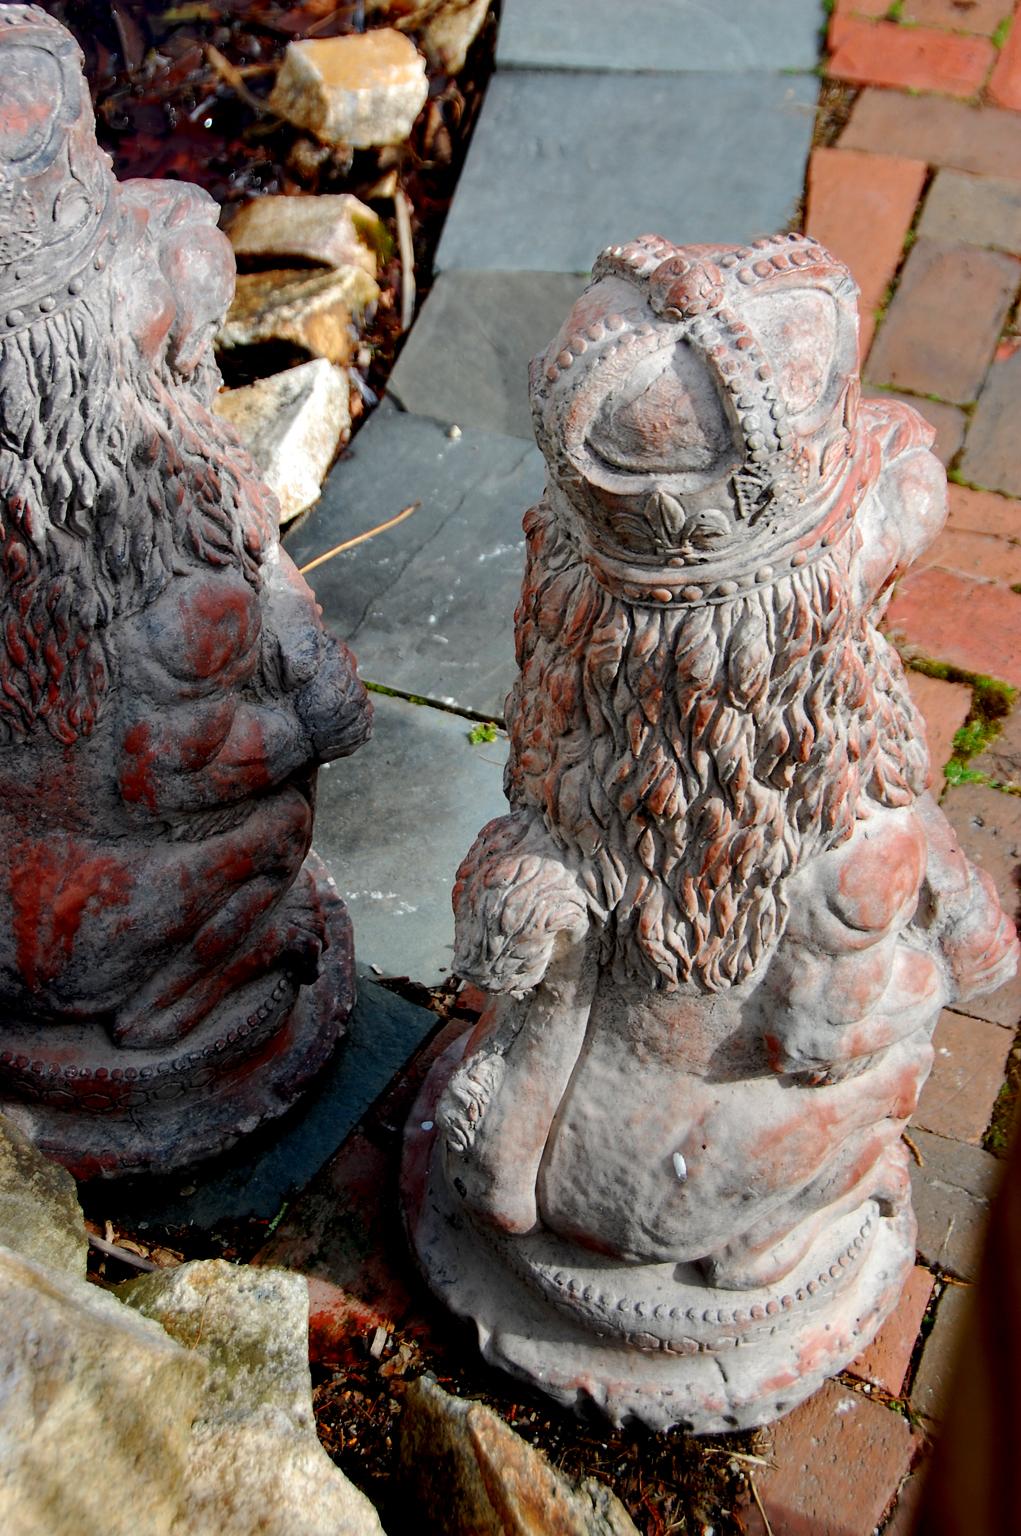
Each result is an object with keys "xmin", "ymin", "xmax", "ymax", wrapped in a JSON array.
[
  {"xmin": 885, "ymin": 565, "xmax": 1021, "ymax": 687},
  {"xmin": 865, "ymin": 238, "xmax": 1019, "ymax": 402},
  {"xmin": 842, "ymin": 89, "xmax": 1021, "ymax": 177},
  {"xmin": 959, "ymin": 346, "xmax": 1021, "ymax": 496},
  {"xmin": 806, "ymin": 148, "xmax": 927, "ymax": 358},
  {"xmin": 902, "ymin": 0, "xmax": 1014, "ymax": 32},
  {"xmin": 915, "ymin": 1007, "xmax": 1014, "ymax": 1142},
  {"xmin": 905, "ymin": 668, "xmax": 973, "ymax": 789},
  {"xmin": 915, "ymin": 482, "xmax": 1021, "ymax": 585},
  {"xmin": 829, "ymin": 15, "xmax": 996, "ymax": 97},
  {"xmin": 918, "ymin": 167, "xmax": 1021, "ymax": 252},
  {"xmin": 846, "ymin": 1266, "xmax": 935, "ymax": 1396},
  {"xmin": 988, "ymin": 3, "xmax": 1021, "ymax": 109},
  {"xmin": 737, "ymin": 1380, "xmax": 917, "ymax": 1536}
]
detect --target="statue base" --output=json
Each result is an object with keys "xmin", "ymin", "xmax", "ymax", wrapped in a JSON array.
[
  {"xmin": 403, "ymin": 1030, "xmax": 915, "ymax": 1435},
  {"xmin": 0, "ymin": 853, "xmax": 354, "ymax": 1181}
]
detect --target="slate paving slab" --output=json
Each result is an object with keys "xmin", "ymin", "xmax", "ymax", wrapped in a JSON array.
[
  {"xmin": 285, "ymin": 401, "xmax": 540, "ymax": 717},
  {"xmin": 313, "ymin": 690, "xmax": 509, "ymax": 986},
  {"xmin": 84, "ymin": 974, "xmax": 437, "ymax": 1231},
  {"xmin": 436, "ymin": 71, "xmax": 818, "ymax": 273},
  {"xmin": 496, "ymin": 0, "xmax": 826, "ymax": 74},
  {"xmin": 388, "ymin": 271, "xmax": 588, "ymax": 440}
]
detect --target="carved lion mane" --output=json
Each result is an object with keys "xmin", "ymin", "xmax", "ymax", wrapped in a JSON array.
[
  {"xmin": 496, "ymin": 494, "xmax": 928, "ymax": 993},
  {"xmin": 0, "ymin": 282, "xmax": 270, "ymax": 745}
]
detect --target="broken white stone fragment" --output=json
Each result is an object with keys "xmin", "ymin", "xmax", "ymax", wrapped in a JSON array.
[
  {"xmin": 227, "ymin": 193, "xmax": 386, "ymax": 277},
  {"xmin": 270, "ymin": 29, "xmax": 429, "ymax": 148},
  {"xmin": 0, "ymin": 1245, "xmax": 206, "ymax": 1536},
  {"xmin": 367, "ymin": 0, "xmax": 491, "ymax": 74},
  {"xmin": 215, "ymin": 359, "xmax": 350, "ymax": 524},
  {"xmin": 121, "ymin": 1259, "xmax": 386, "ymax": 1536}
]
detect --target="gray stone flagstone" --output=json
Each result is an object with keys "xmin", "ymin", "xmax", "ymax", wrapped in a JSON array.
[
  {"xmin": 389, "ymin": 270, "xmax": 589, "ymax": 439},
  {"xmin": 314, "ymin": 689, "xmax": 509, "ymax": 986},
  {"xmin": 284, "ymin": 401, "xmax": 541, "ymax": 717},
  {"xmin": 497, "ymin": 0, "xmax": 826, "ymax": 74},
  {"xmin": 436, "ymin": 71, "xmax": 818, "ymax": 273}
]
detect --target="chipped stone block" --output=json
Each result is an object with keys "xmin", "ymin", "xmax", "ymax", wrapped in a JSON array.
[
  {"xmin": 215, "ymin": 360, "xmax": 350, "ymax": 524},
  {"xmin": 270, "ymin": 30, "xmax": 428, "ymax": 148},
  {"xmin": 226, "ymin": 193, "xmax": 385, "ymax": 276},
  {"xmin": 217, "ymin": 267, "xmax": 378, "ymax": 365}
]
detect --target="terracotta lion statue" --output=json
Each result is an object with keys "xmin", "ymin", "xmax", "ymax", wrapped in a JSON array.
[
  {"xmin": 0, "ymin": 6, "xmax": 370, "ymax": 1176},
  {"xmin": 403, "ymin": 231, "xmax": 1017, "ymax": 1433}
]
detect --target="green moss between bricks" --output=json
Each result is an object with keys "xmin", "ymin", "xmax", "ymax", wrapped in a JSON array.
[
  {"xmin": 993, "ymin": 14, "xmax": 1014, "ymax": 50},
  {"xmin": 908, "ymin": 659, "xmax": 1017, "ymax": 788}
]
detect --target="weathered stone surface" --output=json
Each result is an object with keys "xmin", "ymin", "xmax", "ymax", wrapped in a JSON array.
[
  {"xmin": 959, "ymin": 346, "xmax": 1021, "ymax": 498},
  {"xmin": 846, "ymin": 1264, "xmax": 934, "ymax": 1397},
  {"xmin": 282, "ymin": 400, "xmax": 540, "ymax": 718},
  {"xmin": 436, "ymin": 72, "xmax": 818, "ymax": 272},
  {"xmin": 101, "ymin": 972, "xmax": 437, "ymax": 1234},
  {"xmin": 403, "ymin": 233, "xmax": 1017, "ymax": 1434},
  {"xmin": 215, "ymin": 360, "xmax": 350, "ymax": 524},
  {"xmin": 910, "ymin": 1280, "xmax": 973, "ymax": 1419},
  {"xmin": 496, "ymin": 0, "xmax": 825, "ymax": 72},
  {"xmin": 218, "ymin": 266, "xmax": 378, "ymax": 365},
  {"xmin": 939, "ymin": 782, "xmax": 1021, "ymax": 1028},
  {"xmin": 315, "ymin": 692, "xmax": 509, "ymax": 986},
  {"xmin": 0, "ymin": 1112, "xmax": 86, "ymax": 1276},
  {"xmin": 270, "ymin": 30, "xmax": 428, "ymax": 148},
  {"xmin": 867, "ymin": 388, "xmax": 967, "ymax": 466},
  {"xmin": 866, "ymin": 238, "xmax": 1019, "ymax": 404},
  {"xmin": 805, "ymin": 147, "xmax": 927, "ymax": 359},
  {"xmin": 0, "ymin": 1244, "xmax": 205, "ymax": 1536},
  {"xmin": 418, "ymin": 0, "xmax": 491, "ymax": 73},
  {"xmin": 0, "ymin": 10, "xmax": 371, "ymax": 1177},
  {"xmin": 122, "ymin": 1259, "xmax": 384, "ymax": 1536},
  {"xmin": 828, "ymin": 14, "xmax": 995, "ymax": 97},
  {"xmin": 919, "ymin": 169, "xmax": 1021, "ymax": 256},
  {"xmin": 388, "ymin": 270, "xmax": 588, "ymax": 439},
  {"xmin": 904, "ymin": 669, "xmax": 972, "ymax": 791},
  {"xmin": 909, "ymin": 1127, "xmax": 1003, "ymax": 1279},
  {"xmin": 841, "ymin": 89, "xmax": 1021, "ymax": 180},
  {"xmin": 226, "ymin": 193, "xmax": 384, "ymax": 275},
  {"xmin": 915, "ymin": 1008, "xmax": 1013, "ymax": 1143},
  {"xmin": 398, "ymin": 1375, "xmax": 639, "ymax": 1536},
  {"xmin": 738, "ymin": 1380, "xmax": 917, "ymax": 1536}
]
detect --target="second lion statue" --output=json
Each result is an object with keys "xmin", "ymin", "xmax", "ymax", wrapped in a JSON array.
[{"xmin": 403, "ymin": 231, "xmax": 1018, "ymax": 1433}]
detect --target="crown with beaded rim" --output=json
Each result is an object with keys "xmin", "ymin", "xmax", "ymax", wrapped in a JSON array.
[
  {"xmin": 529, "ymin": 232, "xmax": 873, "ymax": 608},
  {"xmin": 0, "ymin": 4, "xmax": 119, "ymax": 338}
]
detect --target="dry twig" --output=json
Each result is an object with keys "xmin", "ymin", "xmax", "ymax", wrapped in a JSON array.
[{"xmin": 298, "ymin": 501, "xmax": 420, "ymax": 576}]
